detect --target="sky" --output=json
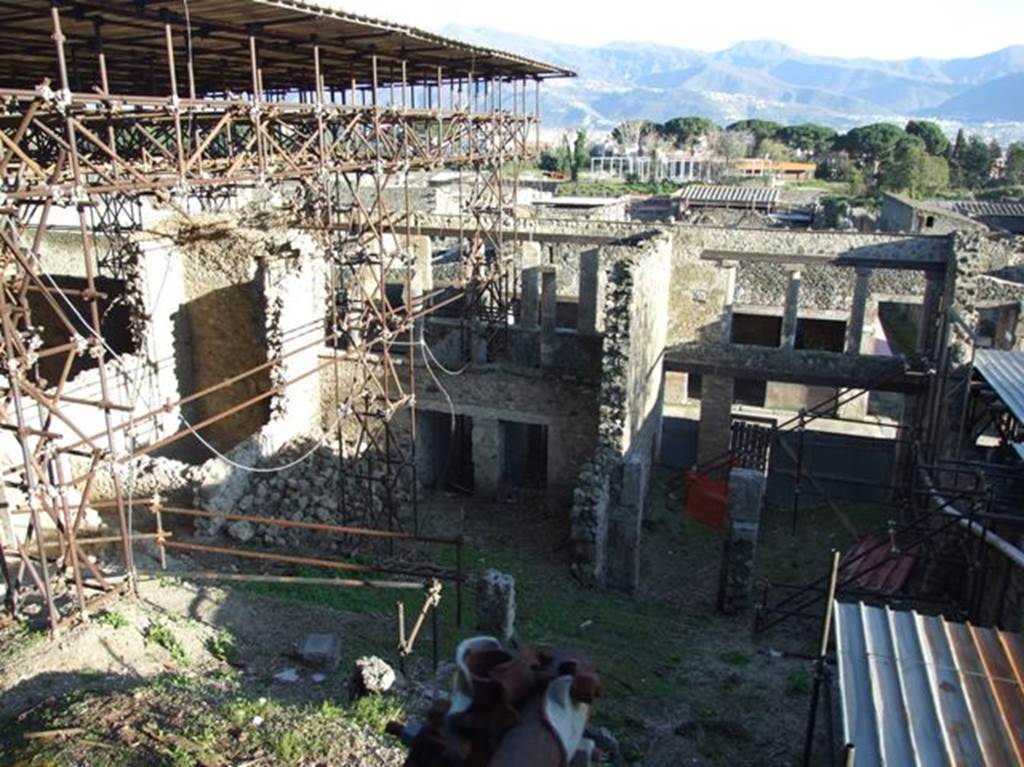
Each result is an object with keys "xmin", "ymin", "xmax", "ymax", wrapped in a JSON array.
[{"xmin": 336, "ymin": 0, "xmax": 1024, "ymax": 60}]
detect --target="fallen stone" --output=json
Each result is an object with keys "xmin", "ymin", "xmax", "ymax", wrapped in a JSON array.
[
  {"xmin": 273, "ymin": 668, "xmax": 299, "ymax": 683},
  {"xmin": 476, "ymin": 569, "xmax": 516, "ymax": 643},
  {"xmin": 349, "ymin": 656, "xmax": 396, "ymax": 698},
  {"xmin": 295, "ymin": 633, "xmax": 341, "ymax": 670},
  {"xmin": 227, "ymin": 521, "xmax": 255, "ymax": 543}
]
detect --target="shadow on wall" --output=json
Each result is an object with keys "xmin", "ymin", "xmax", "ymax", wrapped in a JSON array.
[{"xmin": 168, "ymin": 282, "xmax": 271, "ymax": 463}]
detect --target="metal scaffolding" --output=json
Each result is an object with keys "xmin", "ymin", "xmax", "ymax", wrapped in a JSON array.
[{"xmin": 0, "ymin": 0, "xmax": 570, "ymax": 633}]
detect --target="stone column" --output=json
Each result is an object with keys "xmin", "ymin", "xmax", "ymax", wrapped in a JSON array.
[
  {"xmin": 472, "ymin": 417, "xmax": 503, "ymax": 497},
  {"xmin": 716, "ymin": 468, "xmax": 766, "ymax": 614},
  {"xmin": 780, "ymin": 268, "xmax": 802, "ymax": 349},
  {"xmin": 578, "ymin": 248, "xmax": 605, "ymax": 335},
  {"xmin": 697, "ymin": 374, "xmax": 734, "ymax": 466},
  {"xmin": 520, "ymin": 266, "xmax": 541, "ymax": 330},
  {"xmin": 540, "ymin": 267, "xmax": 558, "ymax": 368},
  {"xmin": 607, "ymin": 458, "xmax": 645, "ymax": 593},
  {"xmin": 844, "ymin": 268, "xmax": 872, "ymax": 354}
]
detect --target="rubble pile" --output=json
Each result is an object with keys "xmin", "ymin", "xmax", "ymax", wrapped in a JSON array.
[{"xmin": 196, "ymin": 438, "xmax": 411, "ymax": 547}]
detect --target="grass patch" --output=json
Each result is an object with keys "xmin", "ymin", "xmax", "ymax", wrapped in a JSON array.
[
  {"xmin": 98, "ymin": 610, "xmax": 130, "ymax": 630},
  {"xmin": 146, "ymin": 619, "xmax": 189, "ymax": 666},
  {"xmin": 347, "ymin": 695, "xmax": 404, "ymax": 733}
]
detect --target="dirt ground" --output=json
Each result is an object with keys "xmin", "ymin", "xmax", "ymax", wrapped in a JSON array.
[{"xmin": 0, "ymin": 467, "xmax": 882, "ymax": 766}]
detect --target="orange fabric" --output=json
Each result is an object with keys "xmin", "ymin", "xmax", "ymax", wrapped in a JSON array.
[{"xmin": 685, "ymin": 471, "xmax": 728, "ymax": 530}]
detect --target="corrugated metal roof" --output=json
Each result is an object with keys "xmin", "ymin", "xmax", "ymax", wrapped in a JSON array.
[
  {"xmin": 954, "ymin": 201, "xmax": 1024, "ymax": 219},
  {"xmin": 975, "ymin": 349, "xmax": 1024, "ymax": 425},
  {"xmin": 681, "ymin": 186, "xmax": 779, "ymax": 207},
  {"xmin": 835, "ymin": 602, "xmax": 1024, "ymax": 766}
]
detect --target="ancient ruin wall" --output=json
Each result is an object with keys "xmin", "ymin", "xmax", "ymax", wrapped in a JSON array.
[{"xmin": 571, "ymin": 232, "xmax": 671, "ymax": 588}]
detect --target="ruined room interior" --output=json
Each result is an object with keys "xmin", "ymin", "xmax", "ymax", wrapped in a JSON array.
[{"xmin": 2, "ymin": 2, "xmax": 1024, "ymax": 766}]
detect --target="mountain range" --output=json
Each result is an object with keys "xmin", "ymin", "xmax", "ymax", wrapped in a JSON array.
[{"xmin": 441, "ymin": 26, "xmax": 1024, "ymax": 138}]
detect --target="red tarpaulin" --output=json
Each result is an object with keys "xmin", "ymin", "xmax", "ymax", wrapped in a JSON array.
[{"xmin": 685, "ymin": 470, "xmax": 728, "ymax": 530}]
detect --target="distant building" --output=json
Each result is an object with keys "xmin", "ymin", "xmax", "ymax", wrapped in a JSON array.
[
  {"xmin": 531, "ymin": 196, "xmax": 629, "ymax": 221},
  {"xmin": 733, "ymin": 159, "xmax": 816, "ymax": 181},
  {"xmin": 880, "ymin": 194, "xmax": 985, "ymax": 234},
  {"xmin": 879, "ymin": 193, "xmax": 1022, "ymax": 234}
]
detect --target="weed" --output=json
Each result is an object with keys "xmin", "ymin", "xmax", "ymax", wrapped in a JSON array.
[
  {"xmin": 169, "ymin": 746, "xmax": 197, "ymax": 767},
  {"xmin": 348, "ymin": 695, "xmax": 404, "ymax": 733},
  {"xmin": 274, "ymin": 729, "xmax": 306, "ymax": 766},
  {"xmin": 785, "ymin": 671, "xmax": 813, "ymax": 697},
  {"xmin": 208, "ymin": 627, "xmax": 238, "ymax": 663},
  {"xmin": 146, "ymin": 620, "xmax": 189, "ymax": 665},
  {"xmin": 97, "ymin": 610, "xmax": 130, "ymax": 630},
  {"xmin": 223, "ymin": 697, "xmax": 275, "ymax": 729}
]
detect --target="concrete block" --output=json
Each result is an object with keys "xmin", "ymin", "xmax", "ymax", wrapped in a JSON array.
[
  {"xmin": 295, "ymin": 633, "xmax": 341, "ymax": 670},
  {"xmin": 476, "ymin": 569, "xmax": 516, "ymax": 643}
]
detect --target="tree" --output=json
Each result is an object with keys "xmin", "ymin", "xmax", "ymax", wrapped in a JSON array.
[
  {"xmin": 881, "ymin": 135, "xmax": 950, "ymax": 197},
  {"xmin": 905, "ymin": 120, "xmax": 950, "ymax": 157},
  {"xmin": 919, "ymin": 155, "xmax": 950, "ymax": 196},
  {"xmin": 727, "ymin": 119, "xmax": 781, "ymax": 144},
  {"xmin": 538, "ymin": 148, "xmax": 561, "ymax": 173},
  {"xmin": 882, "ymin": 134, "xmax": 927, "ymax": 193},
  {"xmin": 959, "ymin": 135, "xmax": 995, "ymax": 188},
  {"xmin": 709, "ymin": 128, "xmax": 754, "ymax": 180},
  {"xmin": 837, "ymin": 123, "xmax": 904, "ymax": 184},
  {"xmin": 758, "ymin": 138, "xmax": 795, "ymax": 162},
  {"xmin": 1006, "ymin": 142, "xmax": 1024, "ymax": 185},
  {"xmin": 775, "ymin": 123, "xmax": 838, "ymax": 156},
  {"xmin": 571, "ymin": 129, "xmax": 589, "ymax": 182},
  {"xmin": 658, "ymin": 116, "xmax": 716, "ymax": 149},
  {"xmin": 611, "ymin": 120, "xmax": 656, "ymax": 154}
]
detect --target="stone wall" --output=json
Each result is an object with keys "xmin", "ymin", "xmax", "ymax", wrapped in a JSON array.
[{"xmin": 571, "ymin": 232, "xmax": 672, "ymax": 590}]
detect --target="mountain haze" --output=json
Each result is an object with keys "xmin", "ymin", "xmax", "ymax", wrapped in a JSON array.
[{"xmin": 443, "ymin": 25, "xmax": 1024, "ymax": 138}]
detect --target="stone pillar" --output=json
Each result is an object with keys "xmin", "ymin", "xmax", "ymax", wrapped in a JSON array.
[
  {"xmin": 578, "ymin": 248, "xmax": 605, "ymax": 335},
  {"xmin": 918, "ymin": 273, "xmax": 943, "ymax": 356},
  {"xmin": 844, "ymin": 268, "xmax": 872, "ymax": 354},
  {"xmin": 720, "ymin": 261, "xmax": 739, "ymax": 343},
  {"xmin": 519, "ymin": 240, "xmax": 542, "ymax": 271},
  {"xmin": 540, "ymin": 267, "xmax": 557, "ymax": 368},
  {"xmin": 697, "ymin": 374, "xmax": 734, "ymax": 466},
  {"xmin": 520, "ymin": 267, "xmax": 541, "ymax": 330},
  {"xmin": 780, "ymin": 268, "xmax": 802, "ymax": 349},
  {"xmin": 607, "ymin": 458, "xmax": 644, "ymax": 593},
  {"xmin": 407, "ymin": 236, "xmax": 433, "ymax": 341},
  {"xmin": 472, "ymin": 417, "xmax": 502, "ymax": 497},
  {"xmin": 840, "ymin": 269, "xmax": 874, "ymax": 420},
  {"xmin": 717, "ymin": 468, "xmax": 766, "ymax": 614},
  {"xmin": 477, "ymin": 569, "xmax": 516, "ymax": 643}
]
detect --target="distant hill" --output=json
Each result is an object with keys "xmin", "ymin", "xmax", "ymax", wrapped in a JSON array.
[
  {"xmin": 930, "ymin": 73, "xmax": 1024, "ymax": 121},
  {"xmin": 443, "ymin": 25, "xmax": 1024, "ymax": 138}
]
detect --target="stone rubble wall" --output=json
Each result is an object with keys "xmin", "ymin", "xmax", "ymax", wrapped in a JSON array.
[{"xmin": 570, "ymin": 232, "xmax": 672, "ymax": 589}]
